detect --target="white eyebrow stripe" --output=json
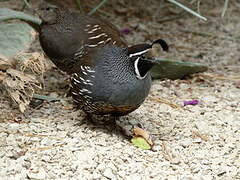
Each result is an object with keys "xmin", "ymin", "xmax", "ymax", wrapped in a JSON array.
[
  {"xmin": 87, "ymin": 27, "xmax": 101, "ymax": 34},
  {"xmin": 129, "ymin": 49, "xmax": 150, "ymax": 57},
  {"xmin": 89, "ymin": 33, "xmax": 107, "ymax": 39}
]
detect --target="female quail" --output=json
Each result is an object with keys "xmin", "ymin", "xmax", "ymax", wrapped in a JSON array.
[{"xmin": 39, "ymin": 6, "xmax": 169, "ymax": 133}]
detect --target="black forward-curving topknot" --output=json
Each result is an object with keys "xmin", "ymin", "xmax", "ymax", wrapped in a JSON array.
[
  {"xmin": 152, "ymin": 39, "xmax": 169, "ymax": 52},
  {"xmin": 128, "ymin": 38, "xmax": 169, "ymax": 58}
]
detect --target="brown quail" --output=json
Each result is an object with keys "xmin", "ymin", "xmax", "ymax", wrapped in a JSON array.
[{"xmin": 38, "ymin": 5, "xmax": 169, "ymax": 135}]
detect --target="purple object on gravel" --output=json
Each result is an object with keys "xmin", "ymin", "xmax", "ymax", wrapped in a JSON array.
[
  {"xmin": 183, "ymin": 100, "xmax": 199, "ymax": 106},
  {"xmin": 120, "ymin": 28, "xmax": 131, "ymax": 35}
]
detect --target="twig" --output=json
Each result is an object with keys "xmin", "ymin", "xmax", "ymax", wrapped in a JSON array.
[
  {"xmin": 21, "ymin": 0, "xmax": 31, "ymax": 11},
  {"xmin": 191, "ymin": 130, "xmax": 210, "ymax": 141},
  {"xmin": 29, "ymin": 144, "xmax": 65, "ymax": 151},
  {"xmin": 148, "ymin": 96, "xmax": 181, "ymax": 109},
  {"xmin": 158, "ymin": 12, "xmax": 186, "ymax": 23},
  {"xmin": 75, "ymin": 0, "xmax": 83, "ymax": 13},
  {"xmin": 88, "ymin": 0, "xmax": 108, "ymax": 15},
  {"xmin": 180, "ymin": 29, "xmax": 239, "ymax": 41},
  {"xmin": 201, "ymin": 73, "xmax": 240, "ymax": 81},
  {"xmin": 94, "ymin": 8, "xmax": 113, "ymax": 17},
  {"xmin": 167, "ymin": 0, "xmax": 207, "ymax": 21},
  {"xmin": 221, "ymin": 0, "xmax": 229, "ymax": 18}
]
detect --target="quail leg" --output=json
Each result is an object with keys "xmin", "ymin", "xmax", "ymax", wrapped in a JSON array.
[
  {"xmin": 115, "ymin": 116, "xmax": 144, "ymax": 137},
  {"xmin": 85, "ymin": 113, "xmax": 116, "ymax": 125}
]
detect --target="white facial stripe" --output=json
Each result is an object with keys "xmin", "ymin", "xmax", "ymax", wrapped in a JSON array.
[
  {"xmin": 134, "ymin": 57, "xmax": 147, "ymax": 80},
  {"xmin": 134, "ymin": 57, "xmax": 141, "ymax": 79},
  {"xmin": 129, "ymin": 49, "xmax": 149, "ymax": 57}
]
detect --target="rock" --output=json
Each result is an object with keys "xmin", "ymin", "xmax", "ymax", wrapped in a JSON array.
[
  {"xmin": 0, "ymin": 8, "xmax": 41, "ymax": 25},
  {"xmin": 150, "ymin": 59, "xmax": 208, "ymax": 80},
  {"xmin": 103, "ymin": 168, "xmax": 116, "ymax": 180},
  {"xmin": 27, "ymin": 168, "xmax": 46, "ymax": 180},
  {"xmin": 0, "ymin": 23, "xmax": 36, "ymax": 59},
  {"xmin": 180, "ymin": 139, "xmax": 192, "ymax": 148},
  {"xmin": 195, "ymin": 121, "xmax": 210, "ymax": 133}
]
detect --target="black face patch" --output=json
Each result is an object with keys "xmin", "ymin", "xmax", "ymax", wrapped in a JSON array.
[{"xmin": 134, "ymin": 57, "xmax": 155, "ymax": 79}]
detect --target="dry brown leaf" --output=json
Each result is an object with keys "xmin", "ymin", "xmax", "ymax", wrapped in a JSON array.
[
  {"xmin": 17, "ymin": 52, "xmax": 47, "ymax": 75},
  {"xmin": 29, "ymin": 144, "xmax": 65, "ymax": 151},
  {"xmin": 0, "ymin": 71, "xmax": 6, "ymax": 82},
  {"xmin": 2, "ymin": 68, "xmax": 41, "ymax": 112},
  {"xmin": 149, "ymin": 96, "xmax": 181, "ymax": 109},
  {"xmin": 235, "ymin": 81, "xmax": 240, "ymax": 88},
  {"xmin": 161, "ymin": 141, "xmax": 174, "ymax": 162},
  {"xmin": 0, "ymin": 56, "xmax": 12, "ymax": 71},
  {"xmin": 198, "ymin": 73, "xmax": 240, "ymax": 81},
  {"xmin": 191, "ymin": 130, "xmax": 210, "ymax": 141},
  {"xmin": 161, "ymin": 141, "xmax": 180, "ymax": 164},
  {"xmin": 133, "ymin": 127, "xmax": 153, "ymax": 146}
]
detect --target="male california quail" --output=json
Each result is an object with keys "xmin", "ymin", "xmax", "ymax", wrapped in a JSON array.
[{"xmin": 38, "ymin": 5, "xmax": 169, "ymax": 133}]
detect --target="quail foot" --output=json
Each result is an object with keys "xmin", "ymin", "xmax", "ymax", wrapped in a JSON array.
[{"xmin": 38, "ymin": 4, "xmax": 169, "ymax": 136}]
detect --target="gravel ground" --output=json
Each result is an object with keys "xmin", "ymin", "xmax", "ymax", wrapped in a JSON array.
[{"xmin": 0, "ymin": 1, "xmax": 240, "ymax": 179}]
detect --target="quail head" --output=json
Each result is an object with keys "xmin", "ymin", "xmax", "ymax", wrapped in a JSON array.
[{"xmin": 38, "ymin": 5, "xmax": 169, "ymax": 127}]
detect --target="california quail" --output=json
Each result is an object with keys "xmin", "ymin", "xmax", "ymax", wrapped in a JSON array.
[{"xmin": 38, "ymin": 5, "xmax": 169, "ymax": 132}]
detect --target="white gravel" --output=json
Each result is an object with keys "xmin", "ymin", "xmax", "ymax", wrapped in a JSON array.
[{"xmin": 0, "ymin": 76, "xmax": 239, "ymax": 179}]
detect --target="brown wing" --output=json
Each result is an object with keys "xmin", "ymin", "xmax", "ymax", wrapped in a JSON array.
[{"xmin": 67, "ymin": 14, "xmax": 127, "ymax": 73}]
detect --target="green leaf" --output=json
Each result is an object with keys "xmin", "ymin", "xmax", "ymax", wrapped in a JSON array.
[
  {"xmin": 150, "ymin": 59, "xmax": 208, "ymax": 80},
  {"xmin": 0, "ymin": 23, "xmax": 36, "ymax": 59},
  {"xmin": 131, "ymin": 137, "xmax": 152, "ymax": 150},
  {"xmin": 0, "ymin": 8, "xmax": 41, "ymax": 25}
]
